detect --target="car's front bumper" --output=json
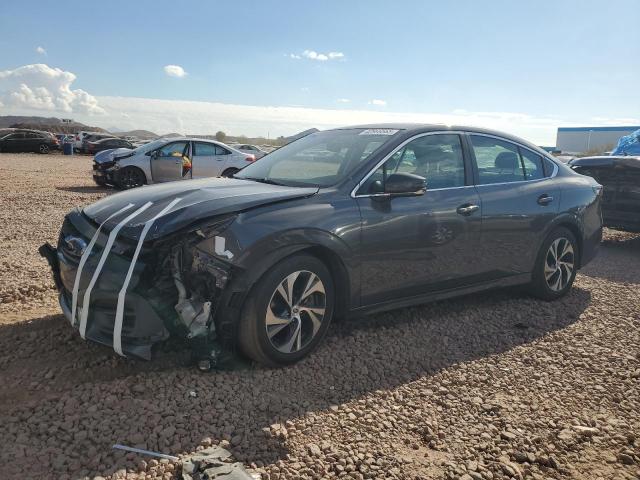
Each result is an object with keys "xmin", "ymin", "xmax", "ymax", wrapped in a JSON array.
[
  {"xmin": 92, "ymin": 161, "xmax": 118, "ymax": 185},
  {"xmin": 39, "ymin": 213, "xmax": 174, "ymax": 360}
]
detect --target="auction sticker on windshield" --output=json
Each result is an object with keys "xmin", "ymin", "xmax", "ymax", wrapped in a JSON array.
[{"xmin": 358, "ymin": 129, "xmax": 399, "ymax": 135}]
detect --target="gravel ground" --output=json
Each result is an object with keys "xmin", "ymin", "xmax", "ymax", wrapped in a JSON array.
[{"xmin": 0, "ymin": 153, "xmax": 638, "ymax": 480}]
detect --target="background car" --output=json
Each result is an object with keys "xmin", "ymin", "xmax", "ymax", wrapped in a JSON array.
[
  {"xmin": 80, "ymin": 133, "xmax": 115, "ymax": 153},
  {"xmin": 232, "ymin": 143, "xmax": 268, "ymax": 159},
  {"xmin": 86, "ymin": 137, "xmax": 133, "ymax": 155},
  {"xmin": 0, "ymin": 129, "xmax": 59, "ymax": 153},
  {"xmin": 74, "ymin": 131, "xmax": 100, "ymax": 152},
  {"xmin": 93, "ymin": 137, "xmax": 255, "ymax": 188},
  {"xmin": 569, "ymin": 155, "xmax": 640, "ymax": 232}
]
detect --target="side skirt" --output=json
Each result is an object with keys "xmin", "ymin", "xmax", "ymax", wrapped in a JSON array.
[{"xmin": 349, "ymin": 273, "xmax": 532, "ymax": 317}]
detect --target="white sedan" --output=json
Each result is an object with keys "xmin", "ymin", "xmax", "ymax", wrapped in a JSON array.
[
  {"xmin": 232, "ymin": 143, "xmax": 268, "ymax": 159},
  {"xmin": 93, "ymin": 137, "xmax": 255, "ymax": 189}
]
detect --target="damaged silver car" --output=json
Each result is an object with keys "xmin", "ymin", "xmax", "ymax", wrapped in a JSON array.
[{"xmin": 41, "ymin": 124, "xmax": 602, "ymax": 368}]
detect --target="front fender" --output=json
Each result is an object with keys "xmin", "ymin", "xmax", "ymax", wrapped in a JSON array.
[{"xmin": 112, "ymin": 154, "xmax": 152, "ymax": 183}]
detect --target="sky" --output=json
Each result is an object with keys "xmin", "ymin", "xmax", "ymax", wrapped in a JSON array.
[{"xmin": 0, "ymin": 0, "xmax": 638, "ymax": 144}]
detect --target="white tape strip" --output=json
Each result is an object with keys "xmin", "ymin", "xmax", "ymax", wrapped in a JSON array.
[
  {"xmin": 71, "ymin": 203, "xmax": 135, "ymax": 326},
  {"xmin": 113, "ymin": 198, "xmax": 182, "ymax": 356},
  {"xmin": 79, "ymin": 202, "xmax": 153, "ymax": 339}
]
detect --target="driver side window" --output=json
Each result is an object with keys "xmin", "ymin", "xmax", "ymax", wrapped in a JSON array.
[
  {"xmin": 358, "ymin": 134, "xmax": 466, "ymax": 194},
  {"xmin": 158, "ymin": 141, "xmax": 188, "ymax": 157}
]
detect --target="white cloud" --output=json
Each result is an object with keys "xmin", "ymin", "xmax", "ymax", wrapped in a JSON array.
[
  {"xmin": 70, "ymin": 96, "xmax": 594, "ymax": 145},
  {"xmin": 369, "ymin": 99, "xmax": 387, "ymax": 107},
  {"xmin": 2, "ymin": 64, "xmax": 635, "ymax": 145},
  {"xmin": 289, "ymin": 50, "xmax": 345, "ymax": 62},
  {"xmin": 36, "ymin": 46, "xmax": 46, "ymax": 55},
  {"xmin": 0, "ymin": 64, "xmax": 104, "ymax": 114},
  {"xmin": 163, "ymin": 65, "xmax": 187, "ymax": 78},
  {"xmin": 337, "ymin": 98, "xmax": 350, "ymax": 103}
]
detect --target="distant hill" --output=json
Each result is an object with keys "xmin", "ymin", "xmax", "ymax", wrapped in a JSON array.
[
  {"xmin": 0, "ymin": 116, "xmax": 108, "ymax": 134},
  {"xmin": 117, "ymin": 129, "xmax": 159, "ymax": 140}
]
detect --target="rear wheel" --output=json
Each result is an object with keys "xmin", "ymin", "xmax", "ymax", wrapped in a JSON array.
[
  {"xmin": 222, "ymin": 168, "xmax": 239, "ymax": 178},
  {"xmin": 39, "ymin": 144, "xmax": 50, "ymax": 154},
  {"xmin": 528, "ymin": 227, "xmax": 578, "ymax": 300},
  {"xmin": 239, "ymin": 254, "xmax": 334, "ymax": 366},
  {"xmin": 116, "ymin": 166, "xmax": 146, "ymax": 189}
]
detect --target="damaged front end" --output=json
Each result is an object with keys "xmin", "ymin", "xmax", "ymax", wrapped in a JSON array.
[{"xmin": 40, "ymin": 209, "xmax": 237, "ymax": 368}]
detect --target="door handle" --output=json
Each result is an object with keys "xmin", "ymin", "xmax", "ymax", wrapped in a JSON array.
[
  {"xmin": 456, "ymin": 204, "xmax": 479, "ymax": 216},
  {"xmin": 537, "ymin": 194, "xmax": 554, "ymax": 206}
]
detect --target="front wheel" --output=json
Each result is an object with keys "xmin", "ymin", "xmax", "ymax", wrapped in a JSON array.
[
  {"xmin": 528, "ymin": 227, "xmax": 578, "ymax": 300},
  {"xmin": 238, "ymin": 254, "xmax": 334, "ymax": 366},
  {"xmin": 39, "ymin": 144, "xmax": 50, "ymax": 154},
  {"xmin": 116, "ymin": 167, "xmax": 146, "ymax": 189}
]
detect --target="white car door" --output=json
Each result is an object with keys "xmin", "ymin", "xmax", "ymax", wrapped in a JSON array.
[
  {"xmin": 150, "ymin": 140, "xmax": 190, "ymax": 182},
  {"xmin": 191, "ymin": 141, "xmax": 223, "ymax": 178}
]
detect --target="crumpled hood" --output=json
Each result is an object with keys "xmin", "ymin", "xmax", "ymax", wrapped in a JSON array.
[
  {"xmin": 82, "ymin": 178, "xmax": 318, "ymax": 241},
  {"xmin": 94, "ymin": 147, "xmax": 133, "ymax": 163}
]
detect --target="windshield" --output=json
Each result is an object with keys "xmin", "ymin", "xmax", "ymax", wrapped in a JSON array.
[
  {"xmin": 132, "ymin": 138, "xmax": 171, "ymax": 154},
  {"xmin": 235, "ymin": 129, "xmax": 399, "ymax": 187}
]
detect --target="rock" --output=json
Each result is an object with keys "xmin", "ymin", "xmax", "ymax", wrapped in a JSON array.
[
  {"xmin": 307, "ymin": 443, "xmax": 322, "ymax": 457},
  {"xmin": 618, "ymin": 453, "xmax": 634, "ymax": 465}
]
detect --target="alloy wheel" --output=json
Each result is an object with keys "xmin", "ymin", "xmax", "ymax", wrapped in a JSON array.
[
  {"xmin": 39, "ymin": 144, "xmax": 49, "ymax": 154},
  {"xmin": 265, "ymin": 270, "xmax": 326, "ymax": 354},
  {"xmin": 544, "ymin": 237, "xmax": 574, "ymax": 291}
]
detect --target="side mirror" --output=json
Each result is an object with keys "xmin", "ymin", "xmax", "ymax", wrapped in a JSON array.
[{"xmin": 385, "ymin": 173, "xmax": 426, "ymax": 196}]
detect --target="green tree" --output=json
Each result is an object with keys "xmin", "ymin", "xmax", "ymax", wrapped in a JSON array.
[{"xmin": 215, "ymin": 131, "xmax": 226, "ymax": 142}]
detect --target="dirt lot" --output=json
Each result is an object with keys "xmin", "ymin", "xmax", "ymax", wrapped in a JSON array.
[{"xmin": 0, "ymin": 153, "xmax": 638, "ymax": 480}]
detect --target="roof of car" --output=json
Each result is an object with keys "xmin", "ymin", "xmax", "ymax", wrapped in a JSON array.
[
  {"xmin": 333, "ymin": 123, "xmax": 548, "ymax": 155},
  {"xmin": 570, "ymin": 155, "xmax": 640, "ymax": 168}
]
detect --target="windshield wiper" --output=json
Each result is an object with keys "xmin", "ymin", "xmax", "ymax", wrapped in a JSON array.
[{"xmin": 239, "ymin": 177, "xmax": 289, "ymax": 186}]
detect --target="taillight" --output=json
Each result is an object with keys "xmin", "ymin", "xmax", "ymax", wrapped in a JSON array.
[{"xmin": 245, "ymin": 154, "xmax": 256, "ymax": 162}]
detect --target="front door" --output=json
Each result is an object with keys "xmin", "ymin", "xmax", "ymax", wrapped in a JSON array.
[
  {"xmin": 150, "ymin": 141, "xmax": 190, "ymax": 182},
  {"xmin": 356, "ymin": 133, "xmax": 483, "ymax": 306},
  {"xmin": 468, "ymin": 134, "xmax": 560, "ymax": 275},
  {"xmin": 4, "ymin": 133, "xmax": 26, "ymax": 152}
]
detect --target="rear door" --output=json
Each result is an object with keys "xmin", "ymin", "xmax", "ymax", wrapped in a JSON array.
[
  {"xmin": 150, "ymin": 140, "xmax": 190, "ymax": 182},
  {"xmin": 24, "ymin": 132, "xmax": 41, "ymax": 151},
  {"xmin": 214, "ymin": 144, "xmax": 234, "ymax": 172},
  {"xmin": 191, "ymin": 141, "xmax": 221, "ymax": 178},
  {"xmin": 468, "ymin": 134, "xmax": 560, "ymax": 275}
]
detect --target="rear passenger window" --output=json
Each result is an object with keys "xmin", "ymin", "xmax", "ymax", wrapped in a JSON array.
[
  {"xmin": 470, "ymin": 135, "xmax": 525, "ymax": 184},
  {"xmin": 519, "ymin": 148, "xmax": 544, "ymax": 180},
  {"xmin": 194, "ymin": 142, "xmax": 217, "ymax": 156}
]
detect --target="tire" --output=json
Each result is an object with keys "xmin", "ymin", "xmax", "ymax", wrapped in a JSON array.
[
  {"xmin": 238, "ymin": 254, "xmax": 335, "ymax": 367},
  {"xmin": 222, "ymin": 168, "xmax": 239, "ymax": 178},
  {"xmin": 93, "ymin": 177, "xmax": 107, "ymax": 187},
  {"xmin": 39, "ymin": 144, "xmax": 50, "ymax": 154},
  {"xmin": 528, "ymin": 227, "xmax": 578, "ymax": 301},
  {"xmin": 116, "ymin": 166, "xmax": 146, "ymax": 189}
]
